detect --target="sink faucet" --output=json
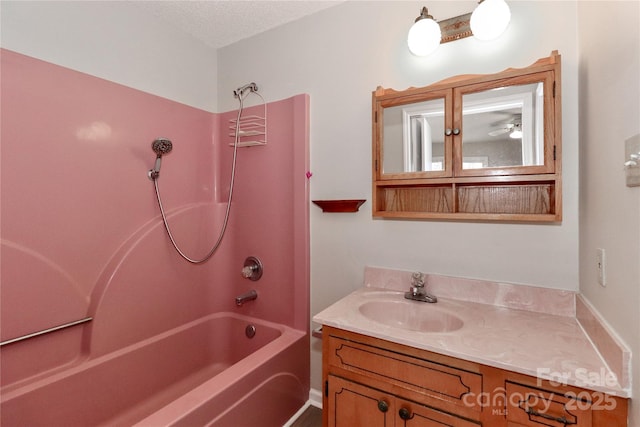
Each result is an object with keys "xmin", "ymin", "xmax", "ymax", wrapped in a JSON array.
[
  {"xmin": 404, "ymin": 272, "xmax": 437, "ymax": 303},
  {"xmin": 235, "ymin": 289, "xmax": 258, "ymax": 306}
]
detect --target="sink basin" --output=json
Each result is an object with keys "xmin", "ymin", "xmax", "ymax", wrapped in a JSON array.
[{"xmin": 358, "ymin": 300, "xmax": 464, "ymax": 333}]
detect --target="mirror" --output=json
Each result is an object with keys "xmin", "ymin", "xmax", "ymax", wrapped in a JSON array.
[
  {"xmin": 461, "ymin": 82, "xmax": 544, "ymax": 169},
  {"xmin": 383, "ymin": 98, "xmax": 445, "ymax": 174},
  {"xmin": 372, "ymin": 52, "xmax": 561, "ymax": 221},
  {"xmin": 381, "ymin": 82, "xmax": 546, "ymax": 175}
]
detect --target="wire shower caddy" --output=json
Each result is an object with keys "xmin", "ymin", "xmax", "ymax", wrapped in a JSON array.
[{"xmin": 228, "ymin": 91, "xmax": 267, "ymax": 147}]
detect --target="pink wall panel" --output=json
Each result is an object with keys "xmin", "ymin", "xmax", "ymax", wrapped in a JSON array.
[
  {"xmin": 215, "ymin": 95, "xmax": 310, "ymax": 328},
  {"xmin": 1, "ymin": 49, "xmax": 309, "ymax": 385},
  {"xmin": 1, "ymin": 49, "xmax": 216, "ymax": 293}
]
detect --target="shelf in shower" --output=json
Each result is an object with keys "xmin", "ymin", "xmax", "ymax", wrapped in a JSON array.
[
  {"xmin": 229, "ymin": 111, "xmax": 267, "ymax": 147},
  {"xmin": 231, "ymin": 140, "xmax": 267, "ymax": 147},
  {"xmin": 229, "ymin": 130, "xmax": 263, "ymax": 137}
]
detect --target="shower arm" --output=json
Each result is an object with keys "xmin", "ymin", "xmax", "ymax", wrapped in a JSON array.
[{"xmin": 233, "ymin": 82, "xmax": 258, "ymax": 99}]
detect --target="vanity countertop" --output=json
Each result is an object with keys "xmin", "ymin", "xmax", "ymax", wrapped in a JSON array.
[{"xmin": 313, "ymin": 286, "xmax": 629, "ymax": 397}]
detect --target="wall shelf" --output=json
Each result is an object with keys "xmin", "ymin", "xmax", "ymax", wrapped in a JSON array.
[{"xmin": 312, "ymin": 199, "xmax": 366, "ymax": 213}]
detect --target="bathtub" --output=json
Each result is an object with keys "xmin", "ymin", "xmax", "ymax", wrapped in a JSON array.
[{"xmin": 1, "ymin": 312, "xmax": 308, "ymax": 426}]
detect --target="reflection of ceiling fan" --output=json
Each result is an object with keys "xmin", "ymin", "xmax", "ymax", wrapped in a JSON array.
[{"xmin": 488, "ymin": 115, "xmax": 523, "ymax": 139}]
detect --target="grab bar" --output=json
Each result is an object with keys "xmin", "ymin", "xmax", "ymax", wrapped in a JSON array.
[{"xmin": 0, "ymin": 317, "xmax": 92, "ymax": 347}]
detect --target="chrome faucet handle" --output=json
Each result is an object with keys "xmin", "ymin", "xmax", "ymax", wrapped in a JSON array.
[
  {"xmin": 405, "ymin": 272, "xmax": 436, "ymax": 303},
  {"xmin": 411, "ymin": 272, "xmax": 425, "ymax": 287},
  {"xmin": 241, "ymin": 256, "xmax": 263, "ymax": 281},
  {"xmin": 241, "ymin": 266, "xmax": 255, "ymax": 278}
]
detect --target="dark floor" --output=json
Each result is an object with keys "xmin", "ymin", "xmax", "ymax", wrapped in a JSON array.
[{"xmin": 290, "ymin": 405, "xmax": 322, "ymax": 427}]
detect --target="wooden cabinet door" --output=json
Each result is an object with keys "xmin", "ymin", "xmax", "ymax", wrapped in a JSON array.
[
  {"xmin": 327, "ymin": 375, "xmax": 481, "ymax": 427},
  {"xmin": 397, "ymin": 397, "xmax": 480, "ymax": 427},
  {"xmin": 327, "ymin": 375, "xmax": 394, "ymax": 427}
]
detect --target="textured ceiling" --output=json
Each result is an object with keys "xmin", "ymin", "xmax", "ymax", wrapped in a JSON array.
[{"xmin": 134, "ymin": 1, "xmax": 344, "ymax": 49}]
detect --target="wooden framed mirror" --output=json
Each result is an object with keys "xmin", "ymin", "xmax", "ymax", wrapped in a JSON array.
[{"xmin": 373, "ymin": 51, "xmax": 562, "ymax": 222}]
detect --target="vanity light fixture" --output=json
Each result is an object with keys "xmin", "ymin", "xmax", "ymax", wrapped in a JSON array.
[
  {"xmin": 470, "ymin": 0, "xmax": 512, "ymax": 41},
  {"xmin": 407, "ymin": 7, "xmax": 442, "ymax": 57},
  {"xmin": 408, "ymin": 1, "xmax": 511, "ymax": 57}
]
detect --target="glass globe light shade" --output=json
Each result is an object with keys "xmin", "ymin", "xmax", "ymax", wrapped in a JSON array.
[
  {"xmin": 470, "ymin": 0, "xmax": 511, "ymax": 41},
  {"xmin": 407, "ymin": 17, "xmax": 442, "ymax": 57},
  {"xmin": 509, "ymin": 130, "xmax": 523, "ymax": 139},
  {"xmin": 509, "ymin": 125, "xmax": 523, "ymax": 139}
]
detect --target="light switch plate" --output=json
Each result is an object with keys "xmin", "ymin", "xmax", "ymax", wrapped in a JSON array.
[{"xmin": 625, "ymin": 134, "xmax": 640, "ymax": 187}]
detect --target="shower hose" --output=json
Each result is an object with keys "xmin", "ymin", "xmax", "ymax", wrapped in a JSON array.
[{"xmin": 151, "ymin": 93, "xmax": 249, "ymax": 264}]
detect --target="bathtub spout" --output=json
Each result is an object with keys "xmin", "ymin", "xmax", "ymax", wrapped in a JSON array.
[{"xmin": 235, "ymin": 289, "xmax": 258, "ymax": 306}]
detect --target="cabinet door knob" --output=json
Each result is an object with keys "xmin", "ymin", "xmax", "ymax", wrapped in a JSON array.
[
  {"xmin": 399, "ymin": 407, "xmax": 412, "ymax": 420},
  {"xmin": 377, "ymin": 400, "xmax": 389, "ymax": 413},
  {"xmin": 453, "ymin": 128, "xmax": 460, "ymax": 135},
  {"xmin": 445, "ymin": 128, "xmax": 453, "ymax": 136}
]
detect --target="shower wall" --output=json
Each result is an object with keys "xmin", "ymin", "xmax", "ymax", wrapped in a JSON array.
[{"xmin": 0, "ymin": 49, "xmax": 309, "ymax": 384}]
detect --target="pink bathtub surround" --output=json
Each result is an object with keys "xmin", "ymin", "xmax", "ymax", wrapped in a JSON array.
[
  {"xmin": 364, "ymin": 266, "xmax": 575, "ymax": 316},
  {"xmin": 1, "ymin": 49, "xmax": 310, "ymax": 425}
]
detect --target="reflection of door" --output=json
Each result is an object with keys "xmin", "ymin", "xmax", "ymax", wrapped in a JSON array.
[
  {"xmin": 420, "ymin": 118, "xmax": 433, "ymax": 171},
  {"xmin": 402, "ymin": 101, "xmax": 445, "ymax": 173},
  {"xmin": 408, "ymin": 117, "xmax": 422, "ymax": 172},
  {"xmin": 407, "ymin": 117, "xmax": 434, "ymax": 172}
]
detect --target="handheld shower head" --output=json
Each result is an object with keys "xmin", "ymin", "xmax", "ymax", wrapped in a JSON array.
[
  {"xmin": 152, "ymin": 138, "xmax": 173, "ymax": 156},
  {"xmin": 148, "ymin": 138, "xmax": 173, "ymax": 180}
]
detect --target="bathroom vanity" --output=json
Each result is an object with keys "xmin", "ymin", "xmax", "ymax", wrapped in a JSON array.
[
  {"xmin": 322, "ymin": 326, "xmax": 627, "ymax": 426},
  {"xmin": 314, "ymin": 270, "xmax": 630, "ymax": 426}
]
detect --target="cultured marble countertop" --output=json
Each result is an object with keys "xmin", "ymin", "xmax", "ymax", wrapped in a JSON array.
[{"xmin": 314, "ymin": 287, "xmax": 628, "ymax": 397}]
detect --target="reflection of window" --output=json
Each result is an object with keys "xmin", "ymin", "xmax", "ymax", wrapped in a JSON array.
[
  {"xmin": 432, "ymin": 156, "xmax": 488, "ymax": 170},
  {"xmin": 462, "ymin": 83, "xmax": 543, "ymax": 169},
  {"xmin": 462, "ymin": 156, "xmax": 489, "ymax": 169}
]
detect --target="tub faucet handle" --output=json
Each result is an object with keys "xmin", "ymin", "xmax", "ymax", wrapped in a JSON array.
[
  {"xmin": 241, "ymin": 266, "xmax": 255, "ymax": 278},
  {"xmin": 241, "ymin": 256, "xmax": 263, "ymax": 281}
]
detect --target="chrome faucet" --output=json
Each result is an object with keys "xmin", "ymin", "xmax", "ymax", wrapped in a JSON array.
[
  {"xmin": 235, "ymin": 289, "xmax": 258, "ymax": 306},
  {"xmin": 404, "ymin": 272, "xmax": 437, "ymax": 303}
]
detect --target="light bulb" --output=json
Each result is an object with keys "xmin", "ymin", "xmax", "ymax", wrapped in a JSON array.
[
  {"xmin": 470, "ymin": 0, "xmax": 511, "ymax": 41},
  {"xmin": 408, "ymin": 16, "xmax": 442, "ymax": 57},
  {"xmin": 509, "ymin": 128, "xmax": 523, "ymax": 139}
]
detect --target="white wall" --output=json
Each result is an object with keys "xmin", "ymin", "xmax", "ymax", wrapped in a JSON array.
[
  {"xmin": 4, "ymin": 1, "xmax": 636, "ymax": 419},
  {"xmin": 0, "ymin": 1, "xmax": 218, "ymax": 111},
  {"xmin": 218, "ymin": 0, "xmax": 581, "ymax": 392},
  {"xmin": 577, "ymin": 2, "xmax": 640, "ymax": 424}
]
